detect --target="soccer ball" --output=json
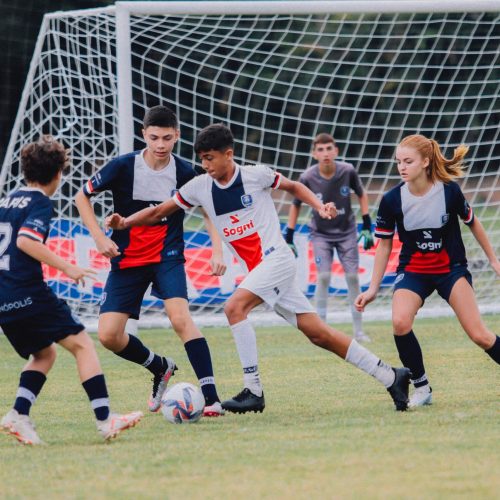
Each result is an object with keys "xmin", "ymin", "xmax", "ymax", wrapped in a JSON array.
[{"xmin": 161, "ymin": 382, "xmax": 205, "ymax": 424}]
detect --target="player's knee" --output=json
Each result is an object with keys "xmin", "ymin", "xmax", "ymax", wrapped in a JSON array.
[
  {"xmin": 223, "ymin": 300, "xmax": 240, "ymax": 322},
  {"xmin": 33, "ymin": 343, "xmax": 57, "ymax": 364},
  {"xmin": 392, "ymin": 314, "xmax": 413, "ymax": 335},
  {"xmin": 98, "ymin": 326, "xmax": 122, "ymax": 350},
  {"xmin": 168, "ymin": 310, "xmax": 191, "ymax": 335},
  {"xmin": 468, "ymin": 327, "xmax": 494, "ymax": 349},
  {"xmin": 63, "ymin": 331, "xmax": 94, "ymax": 354}
]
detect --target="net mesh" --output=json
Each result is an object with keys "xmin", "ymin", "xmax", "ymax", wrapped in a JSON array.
[{"xmin": 2, "ymin": 4, "xmax": 499, "ymax": 327}]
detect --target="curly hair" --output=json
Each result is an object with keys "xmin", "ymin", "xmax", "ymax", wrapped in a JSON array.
[
  {"xmin": 194, "ymin": 123, "xmax": 234, "ymax": 154},
  {"xmin": 21, "ymin": 135, "xmax": 69, "ymax": 185}
]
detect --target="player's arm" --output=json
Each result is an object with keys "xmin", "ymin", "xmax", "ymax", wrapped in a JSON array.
[
  {"xmin": 278, "ymin": 177, "xmax": 336, "ymax": 219},
  {"xmin": 75, "ymin": 190, "xmax": 120, "ymax": 258},
  {"xmin": 284, "ymin": 203, "xmax": 301, "ymax": 257},
  {"xmin": 468, "ymin": 217, "xmax": 500, "ymax": 276},
  {"xmin": 17, "ymin": 236, "xmax": 96, "ymax": 286},
  {"xmin": 357, "ymin": 190, "xmax": 374, "ymax": 250},
  {"xmin": 201, "ymin": 209, "xmax": 226, "ymax": 276},
  {"xmin": 106, "ymin": 199, "xmax": 180, "ymax": 230},
  {"xmin": 354, "ymin": 238, "xmax": 393, "ymax": 312}
]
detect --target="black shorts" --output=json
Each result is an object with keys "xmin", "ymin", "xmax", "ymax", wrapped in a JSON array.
[
  {"xmin": 393, "ymin": 265, "xmax": 472, "ymax": 304},
  {"xmin": 1, "ymin": 298, "xmax": 84, "ymax": 359},
  {"xmin": 100, "ymin": 261, "xmax": 188, "ymax": 320}
]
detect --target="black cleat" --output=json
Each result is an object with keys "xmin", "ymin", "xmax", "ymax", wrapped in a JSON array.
[
  {"xmin": 387, "ymin": 367, "xmax": 411, "ymax": 411},
  {"xmin": 221, "ymin": 388, "xmax": 265, "ymax": 414}
]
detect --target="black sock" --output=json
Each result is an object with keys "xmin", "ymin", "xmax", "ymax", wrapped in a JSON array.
[
  {"xmin": 115, "ymin": 334, "xmax": 165, "ymax": 374},
  {"xmin": 82, "ymin": 374, "xmax": 110, "ymax": 421},
  {"xmin": 13, "ymin": 370, "xmax": 47, "ymax": 416},
  {"xmin": 394, "ymin": 330, "xmax": 428, "ymax": 387},
  {"xmin": 485, "ymin": 336, "xmax": 500, "ymax": 364},
  {"xmin": 184, "ymin": 338, "xmax": 219, "ymax": 405}
]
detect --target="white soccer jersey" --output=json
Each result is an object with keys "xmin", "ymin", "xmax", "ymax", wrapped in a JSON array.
[{"xmin": 174, "ymin": 163, "xmax": 286, "ymax": 272}]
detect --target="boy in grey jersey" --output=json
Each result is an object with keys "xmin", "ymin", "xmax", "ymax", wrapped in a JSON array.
[{"xmin": 286, "ymin": 133, "xmax": 374, "ymax": 342}]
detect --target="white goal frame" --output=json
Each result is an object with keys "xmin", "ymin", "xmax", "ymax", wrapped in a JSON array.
[{"xmin": 2, "ymin": 0, "xmax": 499, "ymax": 330}]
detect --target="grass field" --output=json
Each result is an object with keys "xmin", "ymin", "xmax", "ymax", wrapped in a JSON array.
[{"xmin": 1, "ymin": 316, "xmax": 499, "ymax": 499}]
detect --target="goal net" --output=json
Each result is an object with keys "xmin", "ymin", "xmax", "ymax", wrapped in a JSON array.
[{"xmin": 2, "ymin": 1, "xmax": 499, "ymax": 329}]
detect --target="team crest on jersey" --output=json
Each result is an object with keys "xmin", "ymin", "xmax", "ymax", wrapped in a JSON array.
[
  {"xmin": 441, "ymin": 213, "xmax": 449, "ymax": 224},
  {"xmin": 315, "ymin": 192, "xmax": 323, "ymax": 201},
  {"xmin": 241, "ymin": 194, "xmax": 253, "ymax": 207},
  {"xmin": 340, "ymin": 186, "xmax": 350, "ymax": 197}
]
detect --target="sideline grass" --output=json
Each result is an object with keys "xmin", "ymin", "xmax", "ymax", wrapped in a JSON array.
[{"xmin": 1, "ymin": 316, "xmax": 499, "ymax": 499}]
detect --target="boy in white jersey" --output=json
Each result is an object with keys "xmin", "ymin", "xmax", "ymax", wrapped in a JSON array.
[{"xmin": 106, "ymin": 124, "xmax": 412, "ymax": 413}]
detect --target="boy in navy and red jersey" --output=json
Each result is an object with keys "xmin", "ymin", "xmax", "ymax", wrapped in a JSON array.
[
  {"xmin": 107, "ymin": 124, "xmax": 414, "ymax": 414},
  {"xmin": 0, "ymin": 135, "xmax": 142, "ymax": 445},
  {"xmin": 75, "ymin": 106, "xmax": 226, "ymax": 416},
  {"xmin": 356, "ymin": 134, "xmax": 500, "ymax": 408}
]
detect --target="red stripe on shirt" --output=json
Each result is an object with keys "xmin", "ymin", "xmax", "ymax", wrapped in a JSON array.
[
  {"xmin": 18, "ymin": 227, "xmax": 45, "ymax": 242},
  {"xmin": 119, "ymin": 225, "xmax": 168, "ymax": 269},
  {"xmin": 405, "ymin": 250, "xmax": 451, "ymax": 274},
  {"xmin": 175, "ymin": 191, "xmax": 193, "ymax": 209},
  {"xmin": 271, "ymin": 173, "xmax": 281, "ymax": 189},
  {"xmin": 229, "ymin": 232, "xmax": 263, "ymax": 272}
]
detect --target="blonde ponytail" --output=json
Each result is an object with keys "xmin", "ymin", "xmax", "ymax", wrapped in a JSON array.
[{"xmin": 399, "ymin": 134, "xmax": 468, "ymax": 183}]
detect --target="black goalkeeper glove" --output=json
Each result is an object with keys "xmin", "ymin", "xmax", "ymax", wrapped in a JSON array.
[
  {"xmin": 284, "ymin": 227, "xmax": 298, "ymax": 257},
  {"xmin": 358, "ymin": 214, "xmax": 374, "ymax": 250}
]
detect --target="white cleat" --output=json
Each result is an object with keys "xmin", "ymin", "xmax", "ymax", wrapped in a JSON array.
[
  {"xmin": 354, "ymin": 331, "xmax": 372, "ymax": 343},
  {"xmin": 409, "ymin": 386, "xmax": 433, "ymax": 408},
  {"xmin": 1, "ymin": 409, "xmax": 43, "ymax": 445},
  {"xmin": 149, "ymin": 357, "xmax": 177, "ymax": 412},
  {"xmin": 203, "ymin": 401, "xmax": 225, "ymax": 417},
  {"xmin": 97, "ymin": 411, "xmax": 143, "ymax": 440}
]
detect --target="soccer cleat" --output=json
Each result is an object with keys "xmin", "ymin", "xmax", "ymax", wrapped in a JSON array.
[
  {"xmin": 409, "ymin": 385, "xmax": 433, "ymax": 408},
  {"xmin": 0, "ymin": 409, "xmax": 43, "ymax": 445},
  {"xmin": 203, "ymin": 401, "xmax": 225, "ymax": 417},
  {"xmin": 148, "ymin": 357, "xmax": 177, "ymax": 412},
  {"xmin": 97, "ymin": 411, "xmax": 143, "ymax": 440},
  {"xmin": 387, "ymin": 367, "xmax": 411, "ymax": 411},
  {"xmin": 221, "ymin": 388, "xmax": 265, "ymax": 414},
  {"xmin": 354, "ymin": 331, "xmax": 372, "ymax": 343}
]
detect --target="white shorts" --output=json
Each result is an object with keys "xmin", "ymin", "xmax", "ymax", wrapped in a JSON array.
[{"xmin": 238, "ymin": 246, "xmax": 315, "ymax": 327}]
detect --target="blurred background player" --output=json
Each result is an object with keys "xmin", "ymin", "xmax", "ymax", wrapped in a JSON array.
[
  {"xmin": 0, "ymin": 136, "xmax": 142, "ymax": 445},
  {"xmin": 106, "ymin": 124, "xmax": 412, "ymax": 414},
  {"xmin": 75, "ymin": 106, "xmax": 226, "ymax": 416},
  {"xmin": 286, "ymin": 133, "xmax": 373, "ymax": 342},
  {"xmin": 355, "ymin": 134, "xmax": 500, "ymax": 408}
]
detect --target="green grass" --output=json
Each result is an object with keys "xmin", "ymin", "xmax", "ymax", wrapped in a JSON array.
[{"xmin": 1, "ymin": 316, "xmax": 499, "ymax": 499}]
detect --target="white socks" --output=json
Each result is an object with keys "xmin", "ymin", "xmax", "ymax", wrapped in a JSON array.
[
  {"xmin": 230, "ymin": 319, "xmax": 263, "ymax": 396},
  {"xmin": 346, "ymin": 273, "xmax": 363, "ymax": 336},
  {"xmin": 315, "ymin": 272, "xmax": 330, "ymax": 322},
  {"xmin": 345, "ymin": 340, "xmax": 395, "ymax": 388}
]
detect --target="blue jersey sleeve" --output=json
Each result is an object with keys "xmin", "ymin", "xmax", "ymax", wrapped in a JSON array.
[
  {"xmin": 374, "ymin": 193, "xmax": 396, "ymax": 239},
  {"xmin": 18, "ymin": 197, "xmax": 53, "ymax": 243},
  {"xmin": 449, "ymin": 182, "xmax": 474, "ymax": 226},
  {"xmin": 82, "ymin": 158, "xmax": 122, "ymax": 197}
]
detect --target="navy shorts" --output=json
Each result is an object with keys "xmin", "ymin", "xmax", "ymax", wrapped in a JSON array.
[
  {"xmin": 393, "ymin": 266, "xmax": 472, "ymax": 303},
  {"xmin": 100, "ymin": 260, "xmax": 188, "ymax": 319},
  {"xmin": 1, "ymin": 296, "xmax": 84, "ymax": 359}
]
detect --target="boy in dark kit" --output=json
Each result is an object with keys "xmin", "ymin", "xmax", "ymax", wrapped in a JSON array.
[{"xmin": 0, "ymin": 135, "xmax": 142, "ymax": 445}]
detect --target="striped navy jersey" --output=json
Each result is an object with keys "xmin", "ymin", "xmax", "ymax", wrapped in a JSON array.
[
  {"xmin": 375, "ymin": 181, "xmax": 474, "ymax": 274},
  {"xmin": 0, "ymin": 187, "xmax": 54, "ymax": 322},
  {"xmin": 82, "ymin": 150, "xmax": 197, "ymax": 270}
]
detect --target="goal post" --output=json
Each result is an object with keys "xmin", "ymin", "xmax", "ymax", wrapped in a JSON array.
[{"xmin": 2, "ymin": 0, "xmax": 499, "ymax": 329}]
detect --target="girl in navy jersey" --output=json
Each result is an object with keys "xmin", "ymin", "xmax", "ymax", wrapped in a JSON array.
[{"xmin": 355, "ymin": 134, "xmax": 500, "ymax": 407}]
